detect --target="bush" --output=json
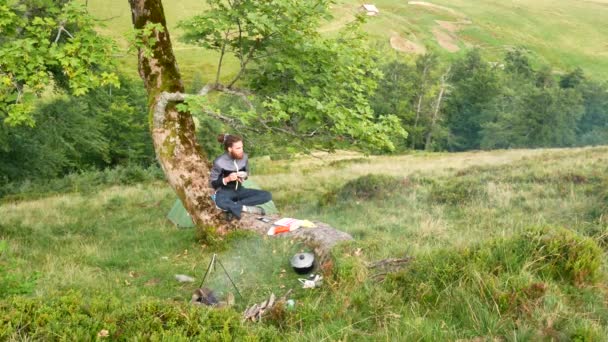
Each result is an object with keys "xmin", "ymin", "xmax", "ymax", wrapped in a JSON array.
[
  {"xmin": 339, "ymin": 174, "xmax": 404, "ymax": 202},
  {"xmin": 0, "ymin": 291, "xmax": 277, "ymax": 340},
  {"xmin": 525, "ymin": 227, "xmax": 602, "ymax": 284},
  {"xmin": 428, "ymin": 178, "xmax": 486, "ymax": 205},
  {"xmin": 387, "ymin": 226, "xmax": 602, "ymax": 305}
]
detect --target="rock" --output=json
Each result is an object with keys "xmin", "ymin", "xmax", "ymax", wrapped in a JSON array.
[{"xmin": 175, "ymin": 274, "xmax": 195, "ymax": 282}]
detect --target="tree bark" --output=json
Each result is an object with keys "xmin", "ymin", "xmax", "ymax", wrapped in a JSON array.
[{"xmin": 128, "ymin": 0, "xmax": 230, "ymax": 234}]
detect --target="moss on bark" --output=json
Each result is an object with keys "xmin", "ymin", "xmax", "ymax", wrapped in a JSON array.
[{"xmin": 129, "ymin": 0, "xmax": 231, "ymax": 238}]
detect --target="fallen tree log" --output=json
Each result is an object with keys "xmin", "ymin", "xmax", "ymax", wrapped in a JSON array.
[{"xmin": 237, "ymin": 214, "xmax": 353, "ymax": 271}]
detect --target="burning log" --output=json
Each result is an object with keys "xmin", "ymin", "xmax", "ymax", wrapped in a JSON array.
[
  {"xmin": 191, "ymin": 287, "xmax": 219, "ymax": 306},
  {"xmin": 191, "ymin": 288, "xmax": 235, "ymax": 307}
]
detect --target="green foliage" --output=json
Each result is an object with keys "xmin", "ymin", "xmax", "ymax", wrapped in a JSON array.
[
  {"xmin": 252, "ymin": 18, "xmax": 406, "ymax": 152},
  {"xmin": 85, "ymin": 77, "xmax": 154, "ymax": 166},
  {"xmin": 0, "ymin": 291, "xmax": 273, "ymax": 340},
  {"xmin": 0, "ymin": 95, "xmax": 109, "ymax": 181},
  {"xmin": 179, "ymin": 1, "xmax": 405, "ymax": 152},
  {"xmin": 431, "ymin": 48, "xmax": 608, "ymax": 151},
  {"xmin": 371, "ymin": 54, "xmax": 447, "ymax": 151},
  {"xmin": 0, "ymin": 77, "xmax": 154, "ymax": 184},
  {"xmin": 480, "ymin": 51, "xmax": 586, "ymax": 149},
  {"xmin": 482, "ymin": 85, "xmax": 585, "ymax": 149},
  {"xmin": 574, "ymin": 78, "xmax": 608, "ymax": 146},
  {"xmin": 179, "ymin": 0, "xmax": 329, "ymax": 69},
  {"xmin": 444, "ymin": 49, "xmax": 501, "ymax": 151},
  {"xmin": 0, "ymin": 0, "xmax": 119, "ymax": 125},
  {"xmin": 128, "ymin": 22, "xmax": 165, "ymax": 59}
]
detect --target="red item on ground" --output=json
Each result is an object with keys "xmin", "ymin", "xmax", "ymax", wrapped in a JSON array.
[{"xmin": 273, "ymin": 226, "xmax": 290, "ymax": 234}]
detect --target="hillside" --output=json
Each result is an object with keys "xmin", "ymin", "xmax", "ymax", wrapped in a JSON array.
[
  {"xmin": 85, "ymin": 0, "xmax": 608, "ymax": 85},
  {"xmin": 2, "ymin": 146, "xmax": 607, "ymax": 339}
]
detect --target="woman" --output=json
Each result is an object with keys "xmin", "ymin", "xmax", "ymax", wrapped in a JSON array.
[{"xmin": 209, "ymin": 134, "xmax": 272, "ymax": 220}]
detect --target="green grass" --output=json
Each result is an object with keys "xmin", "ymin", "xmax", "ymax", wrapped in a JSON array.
[
  {"xmin": 1, "ymin": 146, "xmax": 607, "ymax": 339},
  {"xmin": 85, "ymin": 0, "xmax": 608, "ymax": 88}
]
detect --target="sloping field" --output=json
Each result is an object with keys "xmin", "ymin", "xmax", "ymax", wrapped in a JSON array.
[{"xmin": 86, "ymin": 0, "xmax": 608, "ymax": 85}]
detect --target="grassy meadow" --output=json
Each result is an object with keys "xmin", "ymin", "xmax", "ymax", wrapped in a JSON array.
[
  {"xmin": 1, "ymin": 146, "xmax": 607, "ymax": 339},
  {"xmin": 85, "ymin": 0, "xmax": 608, "ymax": 86}
]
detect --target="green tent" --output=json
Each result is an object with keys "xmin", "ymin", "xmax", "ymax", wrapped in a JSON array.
[{"xmin": 167, "ymin": 179, "xmax": 278, "ymax": 228}]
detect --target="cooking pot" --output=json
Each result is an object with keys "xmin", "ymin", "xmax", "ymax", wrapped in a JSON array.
[{"xmin": 290, "ymin": 252, "xmax": 315, "ymax": 274}]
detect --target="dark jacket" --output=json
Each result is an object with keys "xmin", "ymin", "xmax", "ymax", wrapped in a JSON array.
[{"xmin": 209, "ymin": 152, "xmax": 249, "ymax": 190}]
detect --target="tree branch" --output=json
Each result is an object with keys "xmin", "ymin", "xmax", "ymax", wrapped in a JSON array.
[
  {"xmin": 94, "ymin": 15, "xmax": 121, "ymax": 22},
  {"xmin": 153, "ymin": 91, "xmax": 186, "ymax": 128},
  {"xmin": 227, "ymin": 37, "xmax": 260, "ymax": 88},
  {"xmin": 214, "ymin": 30, "xmax": 231, "ymax": 86},
  {"xmin": 54, "ymin": 24, "xmax": 74, "ymax": 44},
  {"xmin": 197, "ymin": 83, "xmax": 255, "ymax": 110},
  {"xmin": 258, "ymin": 118, "xmax": 322, "ymax": 139}
]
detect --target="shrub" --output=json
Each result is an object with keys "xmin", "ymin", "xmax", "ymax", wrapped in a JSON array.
[
  {"xmin": 386, "ymin": 226, "xmax": 602, "ymax": 305},
  {"xmin": 428, "ymin": 178, "xmax": 486, "ymax": 205},
  {"xmin": 338, "ymin": 174, "xmax": 403, "ymax": 202},
  {"xmin": 524, "ymin": 227, "xmax": 602, "ymax": 284},
  {"xmin": 0, "ymin": 291, "xmax": 275, "ymax": 340}
]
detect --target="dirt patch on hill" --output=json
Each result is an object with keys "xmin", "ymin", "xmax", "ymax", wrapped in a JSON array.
[
  {"xmin": 407, "ymin": 2, "xmax": 472, "ymax": 53},
  {"xmin": 433, "ymin": 19, "xmax": 472, "ymax": 52},
  {"xmin": 432, "ymin": 28, "xmax": 459, "ymax": 52},
  {"xmin": 390, "ymin": 32, "xmax": 426, "ymax": 54},
  {"xmin": 435, "ymin": 19, "xmax": 472, "ymax": 33}
]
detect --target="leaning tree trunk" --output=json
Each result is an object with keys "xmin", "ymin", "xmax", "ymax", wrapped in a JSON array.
[
  {"xmin": 129, "ymin": 0, "xmax": 229, "ymax": 234},
  {"xmin": 127, "ymin": 0, "xmax": 353, "ymax": 260}
]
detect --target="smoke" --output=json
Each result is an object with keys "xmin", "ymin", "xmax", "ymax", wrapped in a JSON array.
[{"xmin": 196, "ymin": 235, "xmax": 310, "ymax": 305}]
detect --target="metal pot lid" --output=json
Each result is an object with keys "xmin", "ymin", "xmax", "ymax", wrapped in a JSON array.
[{"xmin": 291, "ymin": 252, "xmax": 314, "ymax": 269}]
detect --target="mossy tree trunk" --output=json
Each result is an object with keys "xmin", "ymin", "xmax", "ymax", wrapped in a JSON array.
[{"xmin": 128, "ymin": 0, "xmax": 230, "ymax": 234}]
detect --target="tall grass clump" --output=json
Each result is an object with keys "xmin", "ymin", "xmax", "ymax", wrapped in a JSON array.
[
  {"xmin": 385, "ymin": 226, "xmax": 604, "ymax": 338},
  {"xmin": 388, "ymin": 226, "xmax": 602, "ymax": 300},
  {"xmin": 0, "ymin": 240, "xmax": 38, "ymax": 298},
  {"xmin": 320, "ymin": 174, "xmax": 404, "ymax": 206},
  {"xmin": 428, "ymin": 178, "xmax": 486, "ymax": 205}
]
